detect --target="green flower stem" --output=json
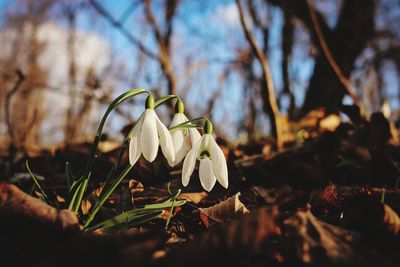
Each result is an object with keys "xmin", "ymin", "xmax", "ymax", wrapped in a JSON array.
[
  {"xmin": 168, "ymin": 116, "xmax": 209, "ymax": 131},
  {"xmin": 154, "ymin": 95, "xmax": 181, "ymax": 108},
  {"xmin": 25, "ymin": 160, "xmax": 49, "ymax": 202},
  {"xmin": 68, "ymin": 89, "xmax": 148, "ymax": 213},
  {"xmin": 82, "ymin": 89, "xmax": 148, "ymax": 179},
  {"xmin": 97, "ymin": 113, "xmax": 143, "ymax": 198},
  {"xmin": 81, "ymin": 92, "xmax": 189, "ymax": 227}
]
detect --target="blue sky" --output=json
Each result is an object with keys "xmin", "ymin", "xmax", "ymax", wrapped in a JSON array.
[{"xmin": 0, "ymin": 0, "xmax": 398, "ymax": 142}]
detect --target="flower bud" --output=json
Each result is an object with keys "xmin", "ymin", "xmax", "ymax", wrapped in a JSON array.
[
  {"xmin": 203, "ymin": 120, "xmax": 213, "ymax": 134},
  {"xmin": 145, "ymin": 95, "xmax": 155, "ymax": 109},
  {"xmin": 175, "ymin": 99, "xmax": 184, "ymax": 113}
]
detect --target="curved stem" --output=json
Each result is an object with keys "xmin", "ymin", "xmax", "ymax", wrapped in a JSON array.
[
  {"xmin": 68, "ymin": 89, "xmax": 149, "ymax": 212},
  {"xmin": 154, "ymin": 94, "xmax": 181, "ymax": 108},
  {"xmin": 82, "ymin": 89, "xmax": 149, "ymax": 179},
  {"xmin": 168, "ymin": 116, "xmax": 209, "ymax": 131}
]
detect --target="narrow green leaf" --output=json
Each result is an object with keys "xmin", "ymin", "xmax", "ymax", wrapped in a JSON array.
[
  {"xmin": 25, "ymin": 160, "xmax": 48, "ymax": 201},
  {"xmin": 67, "ymin": 177, "xmax": 83, "ymax": 209},
  {"xmin": 86, "ymin": 199, "xmax": 186, "ymax": 232},
  {"xmin": 165, "ymin": 198, "xmax": 177, "ymax": 229},
  {"xmin": 88, "ymin": 210, "xmax": 163, "ymax": 233},
  {"xmin": 72, "ymin": 174, "xmax": 90, "ymax": 213},
  {"xmin": 84, "ymin": 165, "xmax": 134, "ymax": 228}
]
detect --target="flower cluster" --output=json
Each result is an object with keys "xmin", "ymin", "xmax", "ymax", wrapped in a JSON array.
[{"xmin": 128, "ymin": 95, "xmax": 228, "ymax": 192}]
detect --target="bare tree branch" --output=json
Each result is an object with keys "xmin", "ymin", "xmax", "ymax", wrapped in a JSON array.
[
  {"xmin": 5, "ymin": 70, "xmax": 25, "ymax": 146},
  {"xmin": 306, "ymin": 0, "xmax": 364, "ymax": 113},
  {"xmin": 89, "ymin": 0, "xmax": 159, "ymax": 61},
  {"xmin": 236, "ymin": 0, "xmax": 283, "ymax": 148},
  {"xmin": 143, "ymin": 0, "xmax": 178, "ymax": 100}
]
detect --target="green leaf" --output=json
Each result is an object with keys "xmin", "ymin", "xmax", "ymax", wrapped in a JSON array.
[
  {"xmin": 25, "ymin": 160, "xmax": 49, "ymax": 202},
  {"xmin": 83, "ymin": 165, "xmax": 134, "ymax": 228},
  {"xmin": 71, "ymin": 174, "xmax": 90, "ymax": 213},
  {"xmin": 86, "ymin": 199, "xmax": 186, "ymax": 232},
  {"xmin": 88, "ymin": 210, "xmax": 163, "ymax": 233}
]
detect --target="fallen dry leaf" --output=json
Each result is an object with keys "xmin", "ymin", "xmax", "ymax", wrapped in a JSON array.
[
  {"xmin": 129, "ymin": 179, "xmax": 144, "ymax": 193},
  {"xmin": 177, "ymin": 192, "xmax": 207, "ymax": 204},
  {"xmin": 200, "ymin": 192, "xmax": 250, "ymax": 224},
  {"xmin": 383, "ymin": 204, "xmax": 400, "ymax": 236},
  {"xmin": 81, "ymin": 199, "xmax": 92, "ymax": 215}
]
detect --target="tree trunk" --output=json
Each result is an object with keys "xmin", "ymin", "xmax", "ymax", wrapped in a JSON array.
[{"xmin": 268, "ymin": 0, "xmax": 376, "ymax": 115}]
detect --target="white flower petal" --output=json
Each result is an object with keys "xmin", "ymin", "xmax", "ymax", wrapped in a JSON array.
[
  {"xmin": 156, "ymin": 115, "xmax": 175, "ymax": 166},
  {"xmin": 199, "ymin": 158, "xmax": 217, "ymax": 192},
  {"xmin": 200, "ymin": 133, "xmax": 212, "ymax": 152},
  {"xmin": 210, "ymin": 137, "xmax": 229, "ymax": 188},
  {"xmin": 169, "ymin": 113, "xmax": 187, "ymax": 165},
  {"xmin": 128, "ymin": 115, "xmax": 144, "ymax": 166},
  {"xmin": 182, "ymin": 136, "xmax": 202, "ymax": 187},
  {"xmin": 170, "ymin": 113, "xmax": 187, "ymax": 127},
  {"xmin": 171, "ymin": 130, "xmax": 187, "ymax": 165},
  {"xmin": 189, "ymin": 127, "xmax": 201, "ymax": 147},
  {"xmin": 140, "ymin": 109, "xmax": 159, "ymax": 162}
]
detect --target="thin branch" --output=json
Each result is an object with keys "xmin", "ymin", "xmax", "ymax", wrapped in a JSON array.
[
  {"xmin": 5, "ymin": 70, "xmax": 25, "ymax": 145},
  {"xmin": 143, "ymin": 0, "xmax": 177, "ymax": 98},
  {"xmin": 306, "ymin": 0, "xmax": 364, "ymax": 113},
  {"xmin": 236, "ymin": 0, "xmax": 282, "ymax": 148},
  {"xmin": 89, "ymin": 0, "xmax": 159, "ymax": 61},
  {"xmin": 118, "ymin": 0, "xmax": 140, "ymax": 25}
]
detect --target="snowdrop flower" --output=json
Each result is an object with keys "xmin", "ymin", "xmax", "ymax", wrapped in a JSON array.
[
  {"xmin": 168, "ymin": 100, "xmax": 201, "ymax": 166},
  {"xmin": 182, "ymin": 120, "xmax": 228, "ymax": 192},
  {"xmin": 129, "ymin": 95, "xmax": 175, "ymax": 166}
]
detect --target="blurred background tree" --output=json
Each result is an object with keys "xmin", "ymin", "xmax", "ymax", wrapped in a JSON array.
[{"xmin": 0, "ymin": 0, "xmax": 398, "ymax": 152}]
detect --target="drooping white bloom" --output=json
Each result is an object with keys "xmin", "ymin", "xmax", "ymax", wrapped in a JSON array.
[
  {"xmin": 169, "ymin": 112, "xmax": 201, "ymax": 166},
  {"xmin": 129, "ymin": 96, "xmax": 175, "ymax": 166},
  {"xmin": 182, "ymin": 121, "xmax": 228, "ymax": 192}
]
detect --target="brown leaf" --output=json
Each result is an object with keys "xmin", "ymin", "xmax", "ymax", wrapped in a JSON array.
[
  {"xmin": 81, "ymin": 199, "xmax": 92, "ymax": 215},
  {"xmin": 383, "ymin": 204, "xmax": 400, "ymax": 236},
  {"xmin": 177, "ymin": 192, "xmax": 207, "ymax": 204},
  {"xmin": 129, "ymin": 179, "xmax": 144, "ymax": 193},
  {"xmin": 56, "ymin": 195, "xmax": 65, "ymax": 203},
  {"xmin": 200, "ymin": 192, "xmax": 250, "ymax": 223}
]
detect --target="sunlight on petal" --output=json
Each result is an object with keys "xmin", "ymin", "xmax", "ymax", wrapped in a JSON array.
[
  {"xmin": 199, "ymin": 158, "xmax": 217, "ymax": 192},
  {"xmin": 156, "ymin": 115, "xmax": 175, "ymax": 166},
  {"xmin": 189, "ymin": 127, "xmax": 201, "ymax": 147},
  {"xmin": 141, "ymin": 109, "xmax": 159, "ymax": 162},
  {"xmin": 182, "ymin": 136, "xmax": 202, "ymax": 186},
  {"xmin": 170, "ymin": 113, "xmax": 187, "ymax": 165},
  {"xmin": 128, "ymin": 115, "xmax": 144, "ymax": 166},
  {"xmin": 210, "ymin": 137, "xmax": 229, "ymax": 188}
]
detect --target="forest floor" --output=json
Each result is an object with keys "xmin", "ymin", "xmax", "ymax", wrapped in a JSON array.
[{"xmin": 0, "ymin": 109, "xmax": 399, "ymax": 267}]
